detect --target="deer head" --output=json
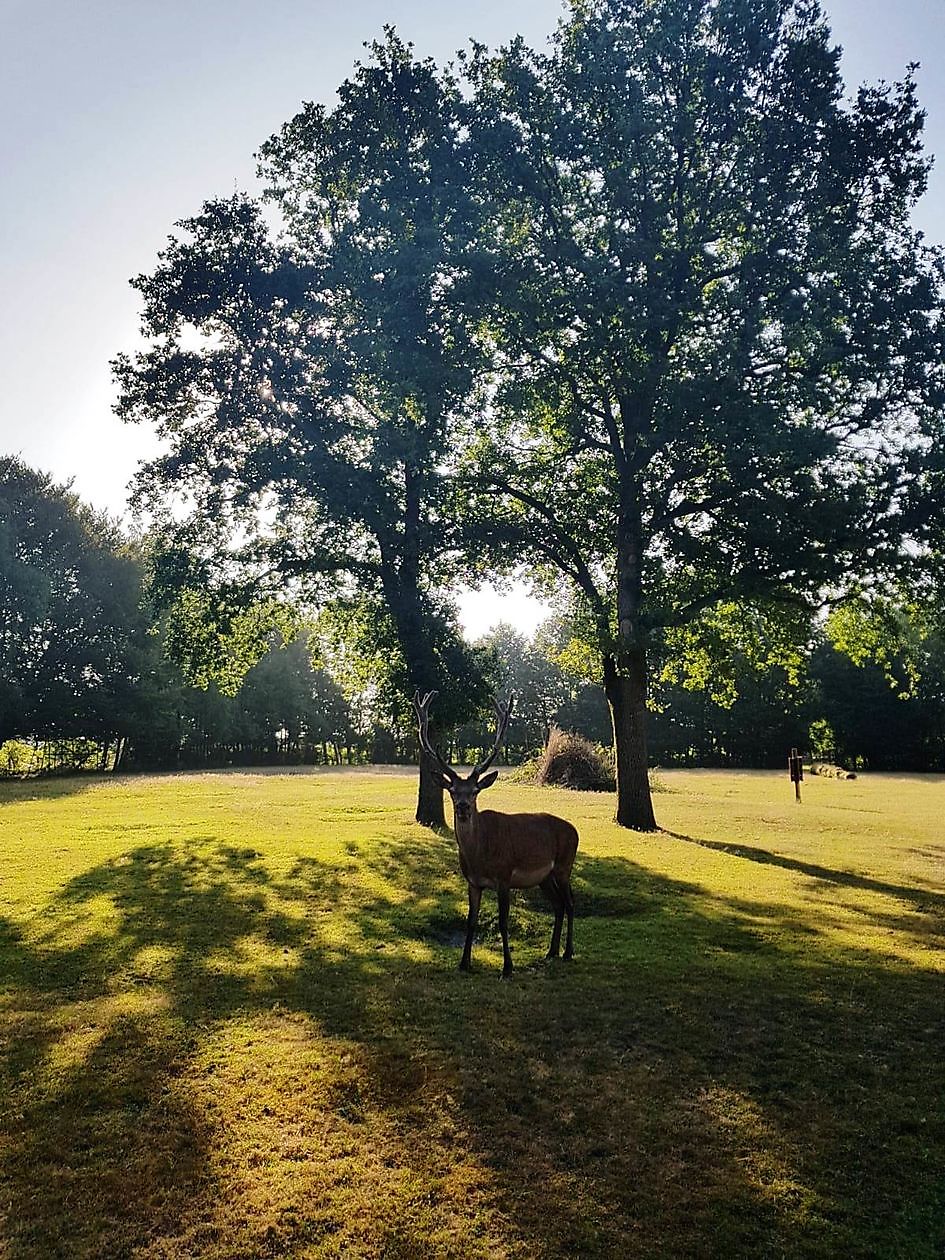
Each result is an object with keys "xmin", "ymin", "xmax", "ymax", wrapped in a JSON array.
[{"xmin": 413, "ymin": 690, "xmax": 513, "ymax": 824}]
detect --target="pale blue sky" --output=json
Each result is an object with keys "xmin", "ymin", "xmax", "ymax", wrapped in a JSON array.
[{"xmin": 1, "ymin": 0, "xmax": 942, "ymax": 635}]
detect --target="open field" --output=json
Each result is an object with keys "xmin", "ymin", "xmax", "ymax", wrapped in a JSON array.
[{"xmin": 0, "ymin": 768, "xmax": 942, "ymax": 1259}]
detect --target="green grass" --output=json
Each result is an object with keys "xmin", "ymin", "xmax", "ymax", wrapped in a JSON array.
[{"xmin": 0, "ymin": 767, "xmax": 942, "ymax": 1258}]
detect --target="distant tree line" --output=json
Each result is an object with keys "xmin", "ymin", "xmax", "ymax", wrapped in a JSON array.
[{"xmin": 3, "ymin": 454, "xmax": 944, "ymax": 776}]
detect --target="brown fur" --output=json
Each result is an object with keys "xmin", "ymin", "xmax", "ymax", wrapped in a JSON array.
[
  {"xmin": 413, "ymin": 690, "xmax": 578, "ymax": 976},
  {"xmin": 449, "ymin": 789, "xmax": 579, "ymax": 976},
  {"xmin": 454, "ymin": 810, "xmax": 579, "ymax": 890}
]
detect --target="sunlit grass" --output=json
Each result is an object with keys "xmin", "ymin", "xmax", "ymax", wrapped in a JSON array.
[{"xmin": 0, "ymin": 767, "xmax": 942, "ymax": 1257}]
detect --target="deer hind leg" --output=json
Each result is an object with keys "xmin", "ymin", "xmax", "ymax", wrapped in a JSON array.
[
  {"xmin": 497, "ymin": 884, "xmax": 513, "ymax": 977},
  {"xmin": 541, "ymin": 873, "xmax": 565, "ymax": 959},
  {"xmin": 460, "ymin": 883, "xmax": 481, "ymax": 972},
  {"xmin": 561, "ymin": 879, "xmax": 575, "ymax": 961}
]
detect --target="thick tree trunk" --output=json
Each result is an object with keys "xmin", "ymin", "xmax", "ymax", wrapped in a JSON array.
[
  {"xmin": 378, "ymin": 609, "xmax": 445, "ymax": 823},
  {"xmin": 604, "ymin": 656, "xmax": 657, "ymax": 831},
  {"xmin": 377, "ymin": 464, "xmax": 447, "ymax": 829},
  {"xmin": 416, "ymin": 743, "xmax": 447, "ymax": 829},
  {"xmin": 609, "ymin": 450, "xmax": 658, "ymax": 831}
]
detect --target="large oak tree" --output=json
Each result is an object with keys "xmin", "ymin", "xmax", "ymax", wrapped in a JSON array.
[
  {"xmin": 115, "ymin": 34, "xmax": 487, "ymax": 826},
  {"xmin": 461, "ymin": 0, "xmax": 945, "ymax": 827}
]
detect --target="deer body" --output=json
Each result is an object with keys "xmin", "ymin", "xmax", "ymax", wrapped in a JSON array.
[
  {"xmin": 454, "ymin": 810, "xmax": 578, "ymax": 890},
  {"xmin": 415, "ymin": 692, "xmax": 579, "ymax": 976}
]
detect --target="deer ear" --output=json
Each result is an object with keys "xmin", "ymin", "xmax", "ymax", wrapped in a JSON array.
[
  {"xmin": 476, "ymin": 770, "xmax": 499, "ymax": 791},
  {"xmin": 439, "ymin": 773, "xmax": 454, "ymax": 790}
]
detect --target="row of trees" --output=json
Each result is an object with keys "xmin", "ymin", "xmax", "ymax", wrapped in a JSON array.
[
  {"xmin": 0, "ymin": 458, "xmax": 342, "ymax": 771},
  {"xmin": 0, "ymin": 458, "xmax": 147, "ymax": 756},
  {"xmin": 113, "ymin": 0, "xmax": 945, "ymax": 829},
  {"xmin": 3, "ymin": 454, "xmax": 944, "ymax": 775}
]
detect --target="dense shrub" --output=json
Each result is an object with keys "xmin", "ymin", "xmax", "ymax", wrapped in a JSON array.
[
  {"xmin": 0, "ymin": 740, "xmax": 37, "ymax": 776},
  {"xmin": 0, "ymin": 739, "xmax": 110, "ymax": 777}
]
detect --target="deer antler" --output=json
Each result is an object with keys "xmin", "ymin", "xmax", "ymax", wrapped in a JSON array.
[
  {"xmin": 413, "ymin": 690, "xmax": 459, "ymax": 783},
  {"xmin": 470, "ymin": 693, "xmax": 514, "ymax": 779}
]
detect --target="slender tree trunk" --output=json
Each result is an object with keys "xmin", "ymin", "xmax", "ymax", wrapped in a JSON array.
[{"xmin": 604, "ymin": 653, "xmax": 657, "ymax": 830}]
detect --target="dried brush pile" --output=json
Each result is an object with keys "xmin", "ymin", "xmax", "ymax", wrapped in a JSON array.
[
  {"xmin": 810, "ymin": 761, "xmax": 857, "ymax": 780},
  {"xmin": 534, "ymin": 726, "xmax": 616, "ymax": 792}
]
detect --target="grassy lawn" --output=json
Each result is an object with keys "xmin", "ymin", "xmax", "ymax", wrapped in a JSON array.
[{"xmin": 0, "ymin": 767, "xmax": 942, "ymax": 1258}]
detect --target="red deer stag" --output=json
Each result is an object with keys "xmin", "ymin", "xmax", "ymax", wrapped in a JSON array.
[{"xmin": 414, "ymin": 691, "xmax": 579, "ymax": 977}]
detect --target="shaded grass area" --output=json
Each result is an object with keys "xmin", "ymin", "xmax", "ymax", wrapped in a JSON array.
[{"xmin": 0, "ymin": 768, "xmax": 942, "ymax": 1257}]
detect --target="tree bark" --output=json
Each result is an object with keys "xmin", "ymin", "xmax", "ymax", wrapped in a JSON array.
[
  {"xmin": 382, "ymin": 599, "xmax": 447, "ymax": 827},
  {"xmin": 417, "ymin": 741, "xmax": 447, "ymax": 829},
  {"xmin": 378, "ymin": 465, "xmax": 447, "ymax": 830},
  {"xmin": 608, "ymin": 455, "xmax": 658, "ymax": 831},
  {"xmin": 604, "ymin": 653, "xmax": 657, "ymax": 831},
  {"xmin": 387, "ymin": 583, "xmax": 447, "ymax": 827}
]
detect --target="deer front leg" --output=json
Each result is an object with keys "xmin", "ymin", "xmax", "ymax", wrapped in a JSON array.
[
  {"xmin": 460, "ymin": 882, "xmax": 481, "ymax": 972},
  {"xmin": 497, "ymin": 884, "xmax": 513, "ymax": 977}
]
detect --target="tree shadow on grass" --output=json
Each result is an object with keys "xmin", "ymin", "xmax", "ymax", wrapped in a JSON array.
[
  {"xmin": 663, "ymin": 829, "xmax": 945, "ymax": 913},
  {"xmin": 0, "ymin": 836, "xmax": 942, "ymax": 1258}
]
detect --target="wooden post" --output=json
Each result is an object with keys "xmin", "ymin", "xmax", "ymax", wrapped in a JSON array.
[{"xmin": 788, "ymin": 747, "xmax": 803, "ymax": 802}]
